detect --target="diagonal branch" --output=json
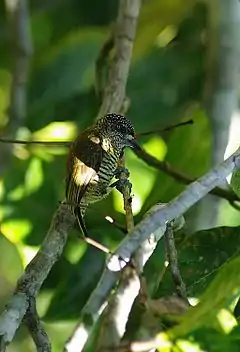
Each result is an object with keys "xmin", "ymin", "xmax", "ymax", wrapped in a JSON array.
[
  {"xmin": 134, "ymin": 148, "xmax": 240, "ymax": 203},
  {"xmin": 0, "ymin": 205, "xmax": 74, "ymax": 347},
  {"xmin": 70, "ymin": 146, "xmax": 240, "ymax": 348},
  {"xmin": 23, "ymin": 296, "xmax": 51, "ymax": 352}
]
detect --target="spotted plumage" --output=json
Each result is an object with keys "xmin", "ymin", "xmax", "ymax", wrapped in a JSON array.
[{"xmin": 66, "ymin": 113, "xmax": 139, "ymax": 237}]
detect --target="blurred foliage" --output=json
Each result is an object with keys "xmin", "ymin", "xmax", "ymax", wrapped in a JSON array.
[{"xmin": 1, "ymin": 0, "xmax": 240, "ymax": 351}]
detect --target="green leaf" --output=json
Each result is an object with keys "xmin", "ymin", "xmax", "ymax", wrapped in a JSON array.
[
  {"xmin": 157, "ymin": 227, "xmax": 240, "ymax": 298},
  {"xmin": 25, "ymin": 158, "xmax": 44, "ymax": 195},
  {"xmin": 229, "ymin": 169, "xmax": 240, "ymax": 198},
  {"xmin": 169, "ymin": 256, "xmax": 240, "ymax": 337},
  {"xmin": 1, "ymin": 219, "xmax": 33, "ymax": 243},
  {"xmin": 0, "ymin": 235, "xmax": 23, "ymax": 311},
  {"xmin": 29, "ymin": 29, "xmax": 106, "ymax": 118},
  {"xmin": 141, "ymin": 109, "xmax": 210, "ymax": 213}
]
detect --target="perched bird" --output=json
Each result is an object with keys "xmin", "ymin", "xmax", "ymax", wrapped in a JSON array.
[{"xmin": 65, "ymin": 113, "xmax": 140, "ymax": 241}]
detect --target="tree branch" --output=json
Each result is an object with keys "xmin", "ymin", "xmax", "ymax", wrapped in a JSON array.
[
  {"xmin": 134, "ymin": 148, "xmax": 240, "ymax": 203},
  {"xmin": 65, "ymin": 1, "xmax": 142, "ymax": 350},
  {"xmin": 1, "ymin": 0, "xmax": 33, "ymax": 175},
  {"xmin": 0, "ymin": 205, "xmax": 74, "ymax": 346},
  {"xmin": 97, "ymin": 0, "xmax": 141, "ymax": 118},
  {"xmin": 165, "ymin": 222, "xmax": 189, "ymax": 304},
  {"xmin": 0, "ymin": 0, "xmax": 142, "ymax": 349},
  {"xmin": 68, "ymin": 147, "xmax": 240, "ymax": 350},
  {"xmin": 24, "ymin": 297, "xmax": 51, "ymax": 352},
  {"xmin": 96, "ymin": 159, "xmax": 138, "ymax": 351}
]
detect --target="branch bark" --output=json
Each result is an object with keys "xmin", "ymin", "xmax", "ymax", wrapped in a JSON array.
[
  {"xmin": 65, "ymin": 146, "xmax": 240, "ymax": 351},
  {"xmin": 65, "ymin": 1, "xmax": 142, "ymax": 350},
  {"xmin": 134, "ymin": 148, "xmax": 239, "ymax": 203},
  {"xmin": 0, "ymin": 0, "xmax": 141, "ymax": 349},
  {"xmin": 97, "ymin": 0, "xmax": 141, "ymax": 118},
  {"xmin": 0, "ymin": 205, "xmax": 74, "ymax": 347},
  {"xmin": 24, "ymin": 297, "xmax": 51, "ymax": 352},
  {"xmin": 96, "ymin": 159, "xmax": 139, "ymax": 351},
  {"xmin": 1, "ymin": 1, "xmax": 240, "ymax": 350}
]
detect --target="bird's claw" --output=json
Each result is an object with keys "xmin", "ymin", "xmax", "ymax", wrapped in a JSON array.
[
  {"xmin": 114, "ymin": 166, "xmax": 130, "ymax": 179},
  {"xmin": 110, "ymin": 178, "xmax": 132, "ymax": 194}
]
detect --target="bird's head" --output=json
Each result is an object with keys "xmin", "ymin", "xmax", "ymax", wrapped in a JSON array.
[{"xmin": 96, "ymin": 113, "xmax": 140, "ymax": 152}]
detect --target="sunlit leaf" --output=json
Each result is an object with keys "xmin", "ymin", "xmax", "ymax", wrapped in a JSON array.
[
  {"xmin": 156, "ymin": 25, "xmax": 178, "ymax": 48},
  {"xmin": 169, "ymin": 256, "xmax": 240, "ymax": 337},
  {"xmin": 17, "ymin": 244, "xmax": 39, "ymax": 267},
  {"xmin": 134, "ymin": 0, "xmax": 194, "ymax": 58},
  {"xmin": 7, "ymin": 185, "xmax": 25, "ymax": 201},
  {"xmin": 0, "ymin": 235, "xmax": 23, "ymax": 296},
  {"xmin": 1, "ymin": 219, "xmax": 33, "ymax": 243},
  {"xmin": 25, "ymin": 158, "xmax": 44, "ymax": 195},
  {"xmin": 33, "ymin": 121, "xmax": 76, "ymax": 141},
  {"xmin": 217, "ymin": 309, "xmax": 237, "ymax": 334}
]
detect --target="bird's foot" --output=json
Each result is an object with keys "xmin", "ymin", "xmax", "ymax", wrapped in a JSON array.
[
  {"xmin": 110, "ymin": 178, "xmax": 132, "ymax": 194},
  {"xmin": 114, "ymin": 166, "xmax": 130, "ymax": 179}
]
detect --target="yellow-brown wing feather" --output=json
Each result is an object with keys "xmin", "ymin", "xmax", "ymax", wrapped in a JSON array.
[
  {"xmin": 66, "ymin": 130, "xmax": 103, "ymax": 238},
  {"xmin": 66, "ymin": 130, "xmax": 103, "ymax": 212}
]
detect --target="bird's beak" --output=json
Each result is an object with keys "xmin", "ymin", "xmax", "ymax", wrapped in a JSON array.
[{"xmin": 128, "ymin": 138, "xmax": 141, "ymax": 150}]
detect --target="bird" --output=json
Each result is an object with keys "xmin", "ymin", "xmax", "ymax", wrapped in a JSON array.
[{"xmin": 65, "ymin": 113, "xmax": 140, "ymax": 245}]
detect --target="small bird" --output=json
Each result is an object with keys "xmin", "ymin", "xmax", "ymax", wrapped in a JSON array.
[{"xmin": 65, "ymin": 113, "xmax": 140, "ymax": 242}]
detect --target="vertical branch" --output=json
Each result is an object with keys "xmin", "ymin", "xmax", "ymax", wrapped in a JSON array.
[
  {"xmin": 96, "ymin": 157, "xmax": 137, "ymax": 351},
  {"xmin": 207, "ymin": 0, "xmax": 240, "ymax": 165},
  {"xmin": 1, "ymin": 0, "xmax": 33, "ymax": 174},
  {"xmin": 24, "ymin": 297, "xmax": 51, "ymax": 352},
  {"xmin": 97, "ymin": 0, "xmax": 141, "ymax": 118},
  {"xmin": 192, "ymin": 0, "xmax": 240, "ymax": 231},
  {"xmin": 118, "ymin": 157, "xmax": 135, "ymax": 233},
  {"xmin": 165, "ymin": 222, "xmax": 189, "ymax": 304},
  {"xmin": 65, "ymin": 1, "xmax": 142, "ymax": 351}
]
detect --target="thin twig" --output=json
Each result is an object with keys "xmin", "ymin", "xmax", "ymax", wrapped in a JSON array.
[
  {"xmin": 118, "ymin": 157, "xmax": 135, "ymax": 233},
  {"xmin": 1, "ymin": 0, "xmax": 240, "ymax": 350},
  {"xmin": 24, "ymin": 297, "xmax": 51, "ymax": 352},
  {"xmin": 96, "ymin": 157, "xmax": 139, "ymax": 351},
  {"xmin": 0, "ymin": 135, "xmax": 238, "ymax": 204},
  {"xmin": 0, "ymin": 138, "xmax": 70, "ymax": 147},
  {"xmin": 165, "ymin": 222, "xmax": 189, "ymax": 304},
  {"xmin": 136, "ymin": 119, "xmax": 194, "ymax": 137}
]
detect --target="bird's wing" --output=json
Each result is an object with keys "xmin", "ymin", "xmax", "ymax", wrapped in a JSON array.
[
  {"xmin": 66, "ymin": 131, "xmax": 103, "ymax": 238},
  {"xmin": 65, "ymin": 130, "xmax": 103, "ymax": 209}
]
